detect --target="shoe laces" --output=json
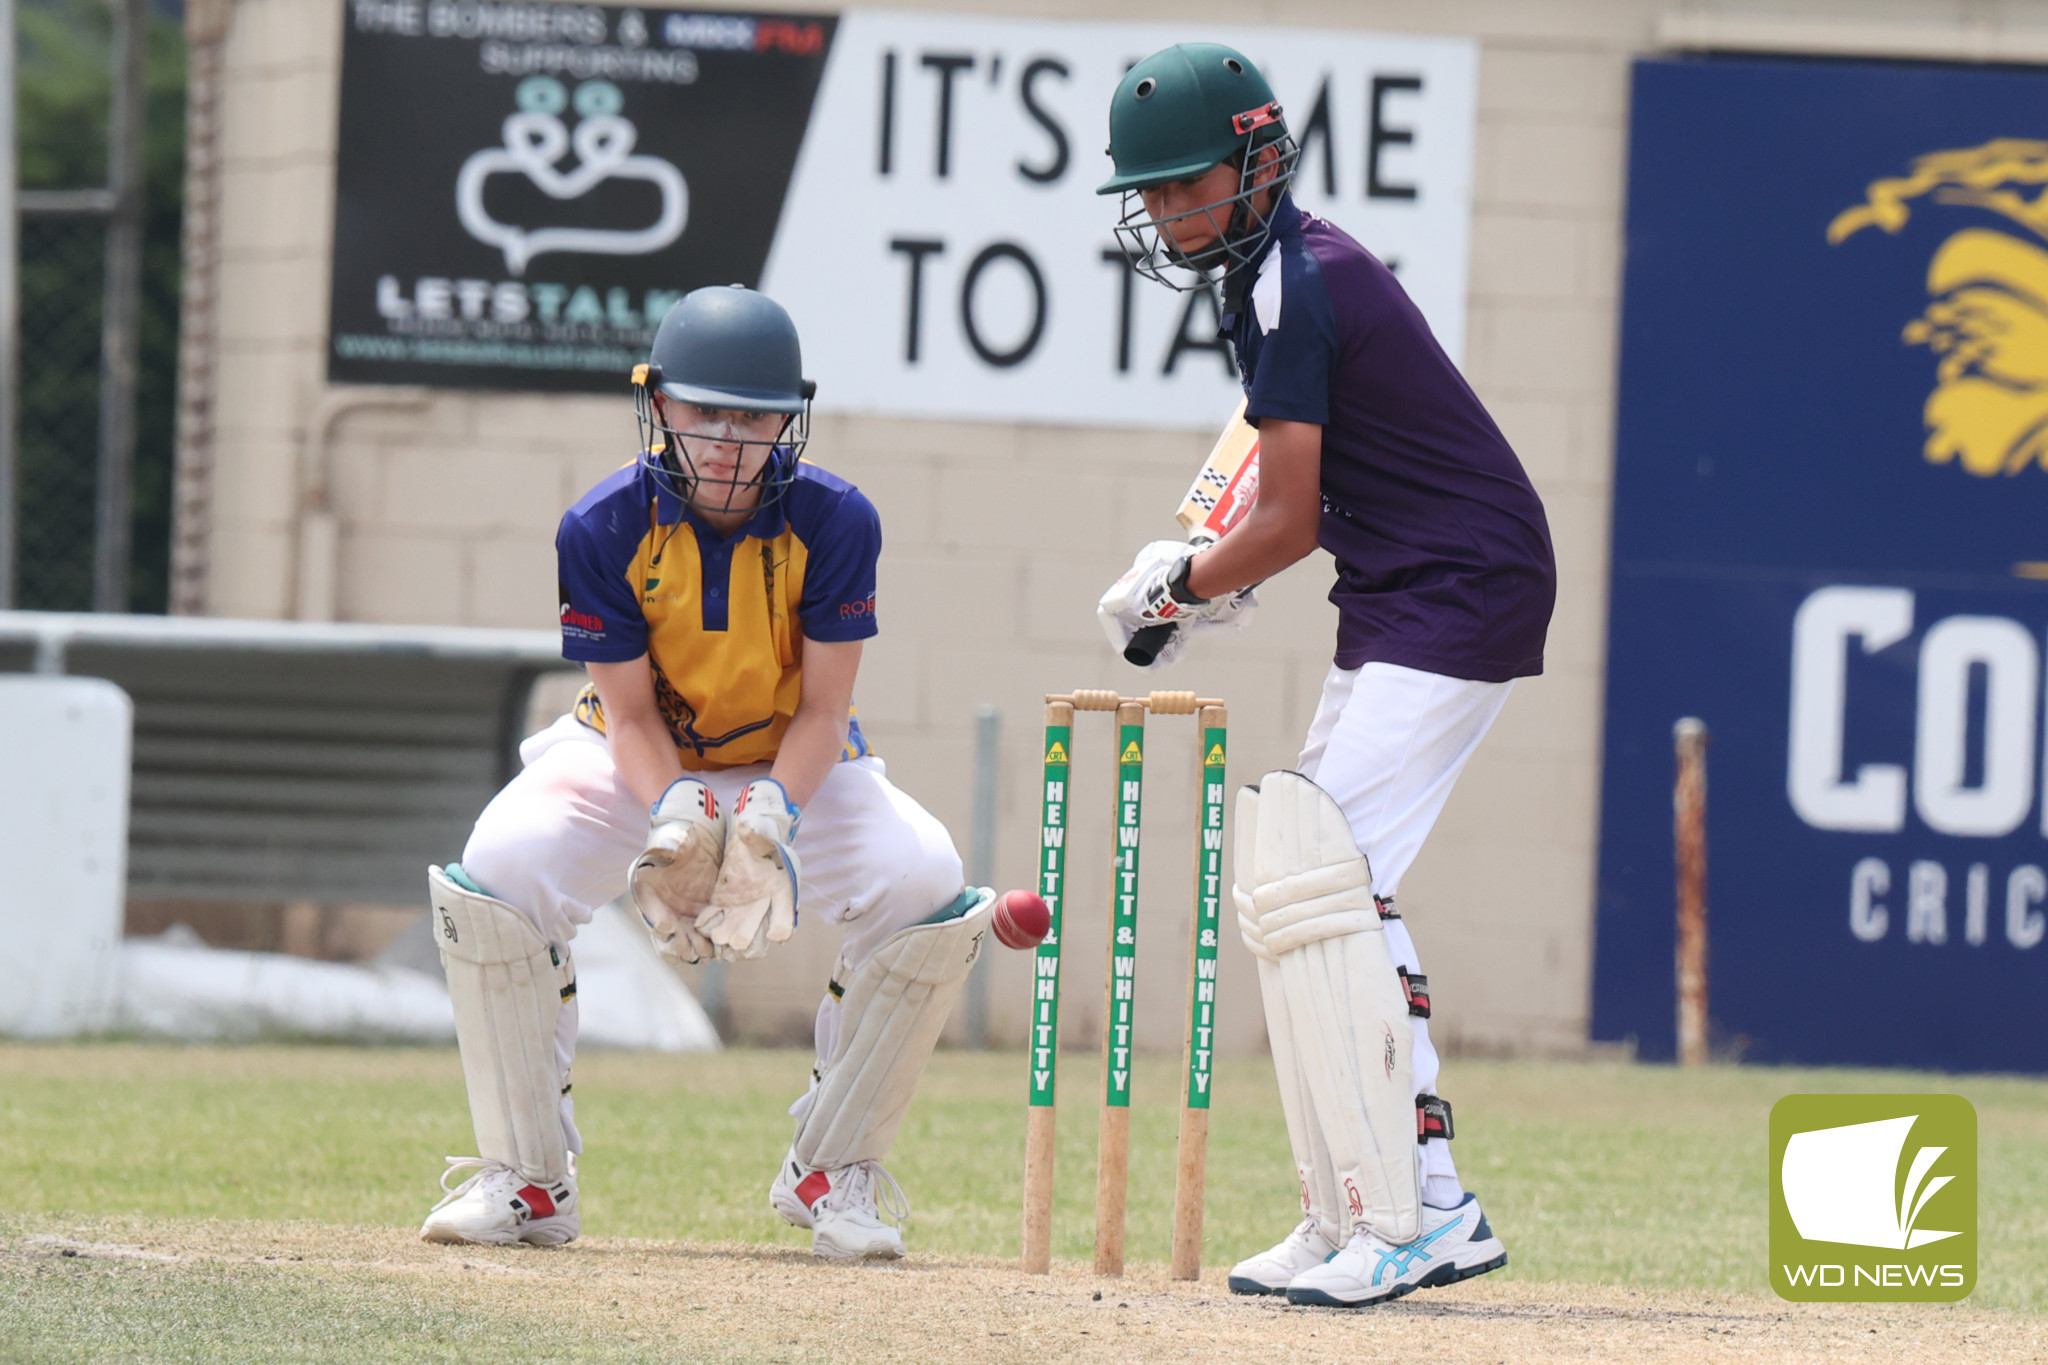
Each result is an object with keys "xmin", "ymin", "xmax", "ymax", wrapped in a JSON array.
[
  {"xmin": 823, "ymin": 1160, "xmax": 910, "ymax": 1228},
  {"xmin": 431, "ymin": 1155, "xmax": 518, "ymax": 1213},
  {"xmin": 1344, "ymin": 1223, "xmax": 1393, "ymax": 1255}
]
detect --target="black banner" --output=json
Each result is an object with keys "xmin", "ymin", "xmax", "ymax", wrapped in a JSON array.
[{"xmin": 328, "ymin": 3, "xmax": 836, "ymax": 392}]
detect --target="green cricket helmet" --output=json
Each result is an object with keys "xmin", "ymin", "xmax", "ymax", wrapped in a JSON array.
[{"xmin": 1099, "ymin": 43, "xmax": 1299, "ymax": 290}]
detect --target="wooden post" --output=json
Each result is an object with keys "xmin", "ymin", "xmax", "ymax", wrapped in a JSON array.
[
  {"xmin": 1093, "ymin": 696, "xmax": 1145, "ymax": 1276},
  {"xmin": 1020, "ymin": 696, "xmax": 1073, "ymax": 1273},
  {"xmin": 1170, "ymin": 702, "xmax": 1226, "ymax": 1280},
  {"xmin": 1674, "ymin": 717, "xmax": 1709, "ymax": 1068}
]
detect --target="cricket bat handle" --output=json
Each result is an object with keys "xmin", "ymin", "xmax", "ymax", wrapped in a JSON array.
[
  {"xmin": 1124, "ymin": 622, "xmax": 1176, "ymax": 666},
  {"xmin": 1123, "ymin": 531, "xmax": 1223, "ymax": 667}
]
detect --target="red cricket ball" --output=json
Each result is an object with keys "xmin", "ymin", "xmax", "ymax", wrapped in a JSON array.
[{"xmin": 991, "ymin": 889, "xmax": 1051, "ymax": 950}]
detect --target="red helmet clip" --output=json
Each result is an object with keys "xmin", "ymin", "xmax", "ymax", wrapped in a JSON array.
[{"xmin": 1231, "ymin": 102, "xmax": 1282, "ymax": 135}]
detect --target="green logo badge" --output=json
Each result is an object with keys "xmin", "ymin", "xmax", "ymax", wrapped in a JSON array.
[{"xmin": 1769, "ymin": 1094, "xmax": 1975, "ymax": 1302}]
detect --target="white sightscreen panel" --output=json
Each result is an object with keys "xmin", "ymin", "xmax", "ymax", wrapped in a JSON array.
[{"xmin": 0, "ymin": 676, "xmax": 131, "ymax": 1036}]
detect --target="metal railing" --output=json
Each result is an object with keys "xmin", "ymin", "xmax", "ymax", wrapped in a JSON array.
[{"xmin": 0, "ymin": 611, "xmax": 577, "ymax": 904}]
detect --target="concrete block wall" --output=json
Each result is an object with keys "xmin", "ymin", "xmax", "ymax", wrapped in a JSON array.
[{"xmin": 197, "ymin": 0, "xmax": 2048, "ymax": 1054}]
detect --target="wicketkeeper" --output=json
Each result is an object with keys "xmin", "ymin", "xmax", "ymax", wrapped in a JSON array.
[
  {"xmin": 1094, "ymin": 45, "xmax": 1557, "ymax": 1306},
  {"xmin": 419, "ymin": 285, "xmax": 995, "ymax": 1259}
]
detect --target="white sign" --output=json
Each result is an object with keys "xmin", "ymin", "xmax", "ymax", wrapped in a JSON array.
[
  {"xmin": 0, "ymin": 676, "xmax": 130, "ymax": 1038},
  {"xmin": 762, "ymin": 12, "xmax": 1477, "ymax": 430}
]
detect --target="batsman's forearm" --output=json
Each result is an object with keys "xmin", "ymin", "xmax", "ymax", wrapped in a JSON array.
[
  {"xmin": 769, "ymin": 708, "xmax": 849, "ymax": 808},
  {"xmin": 608, "ymin": 714, "xmax": 688, "ymax": 811},
  {"xmin": 1186, "ymin": 503, "xmax": 1318, "ymax": 599}
]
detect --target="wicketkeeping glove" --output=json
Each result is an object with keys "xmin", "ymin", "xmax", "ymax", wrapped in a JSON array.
[
  {"xmin": 697, "ymin": 778, "xmax": 802, "ymax": 961},
  {"xmin": 628, "ymin": 777, "xmax": 725, "ymax": 965}
]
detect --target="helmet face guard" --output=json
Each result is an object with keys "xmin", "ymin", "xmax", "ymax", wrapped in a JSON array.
[
  {"xmin": 633, "ymin": 373, "xmax": 811, "ymax": 519},
  {"xmin": 1111, "ymin": 131, "xmax": 1301, "ymax": 291},
  {"xmin": 633, "ymin": 283, "xmax": 815, "ymax": 521}
]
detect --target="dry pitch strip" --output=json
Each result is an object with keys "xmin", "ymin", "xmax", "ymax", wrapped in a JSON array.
[{"xmin": 1021, "ymin": 689, "xmax": 1228, "ymax": 1280}]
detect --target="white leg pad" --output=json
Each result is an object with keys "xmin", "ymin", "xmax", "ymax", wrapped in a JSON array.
[
  {"xmin": 791, "ymin": 889, "xmax": 994, "ymax": 1170},
  {"xmin": 1235, "ymin": 785, "xmax": 1343, "ymax": 1245},
  {"xmin": 1253, "ymin": 770, "xmax": 1421, "ymax": 1246},
  {"xmin": 430, "ymin": 866, "xmax": 573, "ymax": 1185}
]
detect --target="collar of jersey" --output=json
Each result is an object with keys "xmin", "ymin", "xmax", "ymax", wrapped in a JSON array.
[{"xmin": 1223, "ymin": 192, "xmax": 1300, "ymax": 320}]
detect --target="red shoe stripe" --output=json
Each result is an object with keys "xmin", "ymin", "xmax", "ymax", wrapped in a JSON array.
[
  {"xmin": 795, "ymin": 1170, "xmax": 831, "ymax": 1209},
  {"xmin": 518, "ymin": 1184, "xmax": 557, "ymax": 1219}
]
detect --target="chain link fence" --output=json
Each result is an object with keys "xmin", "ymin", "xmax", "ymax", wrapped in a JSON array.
[
  {"xmin": 9, "ymin": 0, "xmax": 183, "ymax": 614},
  {"xmin": 17, "ymin": 212, "xmax": 106, "ymax": 611}
]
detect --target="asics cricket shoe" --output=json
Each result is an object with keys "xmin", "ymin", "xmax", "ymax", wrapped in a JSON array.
[
  {"xmin": 420, "ymin": 1155, "xmax": 579, "ymax": 1247},
  {"xmin": 771, "ymin": 1151, "xmax": 908, "ymax": 1260},
  {"xmin": 1228, "ymin": 1217, "xmax": 1338, "ymax": 1295},
  {"xmin": 1285, "ymin": 1193, "xmax": 1506, "ymax": 1307}
]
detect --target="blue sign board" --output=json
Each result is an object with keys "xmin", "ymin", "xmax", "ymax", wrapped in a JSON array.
[{"xmin": 1598, "ymin": 57, "xmax": 2048, "ymax": 1071}]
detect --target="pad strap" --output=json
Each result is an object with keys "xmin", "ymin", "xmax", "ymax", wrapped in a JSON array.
[
  {"xmin": 1416, "ymin": 1093, "xmax": 1454, "ymax": 1144},
  {"xmin": 1398, "ymin": 967, "xmax": 1430, "ymax": 1019}
]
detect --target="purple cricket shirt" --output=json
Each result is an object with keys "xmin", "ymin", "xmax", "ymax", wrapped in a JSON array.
[{"xmin": 1224, "ymin": 195, "xmax": 1556, "ymax": 683}]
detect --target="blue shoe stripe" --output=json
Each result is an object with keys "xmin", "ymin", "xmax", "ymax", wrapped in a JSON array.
[{"xmin": 1369, "ymin": 1216, "xmax": 1463, "ymax": 1286}]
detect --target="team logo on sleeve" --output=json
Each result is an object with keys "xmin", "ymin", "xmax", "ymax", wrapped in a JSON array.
[{"xmin": 838, "ymin": 593, "xmax": 876, "ymax": 620}]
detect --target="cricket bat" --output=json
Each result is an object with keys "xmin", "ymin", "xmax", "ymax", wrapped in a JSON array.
[{"xmin": 1123, "ymin": 399, "xmax": 1262, "ymax": 666}]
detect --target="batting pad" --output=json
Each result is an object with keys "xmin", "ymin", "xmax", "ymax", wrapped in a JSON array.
[
  {"xmin": 429, "ymin": 866, "xmax": 573, "ymax": 1185},
  {"xmin": 1252, "ymin": 771, "xmax": 1422, "ymax": 1246},
  {"xmin": 1234, "ymin": 784, "xmax": 1344, "ymax": 1245},
  {"xmin": 792, "ymin": 888, "xmax": 995, "ymax": 1171}
]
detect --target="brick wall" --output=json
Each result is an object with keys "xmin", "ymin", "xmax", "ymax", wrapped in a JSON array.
[{"xmin": 199, "ymin": 0, "xmax": 2048, "ymax": 1053}]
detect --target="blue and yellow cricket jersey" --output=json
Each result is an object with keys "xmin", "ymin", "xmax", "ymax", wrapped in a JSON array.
[{"xmin": 555, "ymin": 454, "xmax": 877, "ymax": 770}]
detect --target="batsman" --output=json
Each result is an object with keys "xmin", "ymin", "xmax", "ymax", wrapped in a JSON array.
[
  {"xmin": 1094, "ymin": 46, "xmax": 1556, "ymax": 1305},
  {"xmin": 417, "ymin": 285, "xmax": 997, "ymax": 1259}
]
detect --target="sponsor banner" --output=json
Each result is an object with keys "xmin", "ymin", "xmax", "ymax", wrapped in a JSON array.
[
  {"xmin": 1597, "ymin": 58, "xmax": 2048, "ymax": 1071},
  {"xmin": 328, "ymin": 6, "xmax": 1476, "ymax": 426},
  {"xmin": 330, "ymin": 3, "xmax": 837, "ymax": 392},
  {"xmin": 761, "ymin": 12, "xmax": 1475, "ymax": 428}
]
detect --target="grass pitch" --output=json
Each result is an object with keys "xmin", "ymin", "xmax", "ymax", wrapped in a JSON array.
[{"xmin": 3, "ymin": 1044, "xmax": 2046, "ymax": 1361}]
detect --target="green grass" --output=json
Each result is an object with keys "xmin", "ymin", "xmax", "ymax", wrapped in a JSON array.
[{"xmin": 5, "ymin": 1044, "xmax": 2048, "ymax": 1311}]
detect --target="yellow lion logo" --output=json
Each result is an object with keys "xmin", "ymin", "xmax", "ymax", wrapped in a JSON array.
[{"xmin": 1830, "ymin": 139, "xmax": 2048, "ymax": 477}]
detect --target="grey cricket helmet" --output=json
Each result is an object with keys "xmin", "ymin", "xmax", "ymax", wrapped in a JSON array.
[{"xmin": 640, "ymin": 284, "xmax": 816, "ymax": 413}]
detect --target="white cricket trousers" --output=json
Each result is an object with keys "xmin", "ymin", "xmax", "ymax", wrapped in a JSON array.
[
  {"xmin": 459, "ymin": 713, "xmax": 965, "ymax": 1149},
  {"xmin": 1295, "ymin": 661, "xmax": 1513, "ymax": 1199}
]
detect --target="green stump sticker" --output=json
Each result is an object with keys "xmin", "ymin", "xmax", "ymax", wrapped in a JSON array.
[{"xmin": 1769, "ymin": 1094, "xmax": 1975, "ymax": 1302}]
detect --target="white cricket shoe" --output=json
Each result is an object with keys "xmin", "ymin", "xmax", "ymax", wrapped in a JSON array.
[
  {"xmin": 420, "ymin": 1156, "xmax": 579, "ymax": 1247},
  {"xmin": 770, "ymin": 1150, "xmax": 907, "ymax": 1260},
  {"xmin": 1227, "ymin": 1217, "xmax": 1338, "ymax": 1295},
  {"xmin": 1285, "ymin": 1193, "xmax": 1506, "ymax": 1307},
  {"xmin": 769, "ymin": 1147, "xmax": 818, "ymax": 1229}
]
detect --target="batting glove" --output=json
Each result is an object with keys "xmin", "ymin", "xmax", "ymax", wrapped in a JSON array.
[{"xmin": 1097, "ymin": 541, "xmax": 1257, "ymax": 666}]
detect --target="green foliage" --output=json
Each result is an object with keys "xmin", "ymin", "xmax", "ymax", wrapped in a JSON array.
[{"xmin": 14, "ymin": 0, "xmax": 185, "ymax": 611}]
